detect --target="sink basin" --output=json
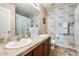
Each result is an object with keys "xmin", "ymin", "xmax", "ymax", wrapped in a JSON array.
[{"xmin": 4, "ymin": 39, "xmax": 32, "ymax": 49}]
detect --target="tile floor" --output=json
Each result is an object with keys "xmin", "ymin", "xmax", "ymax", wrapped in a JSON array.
[{"xmin": 50, "ymin": 45, "xmax": 78, "ymax": 56}]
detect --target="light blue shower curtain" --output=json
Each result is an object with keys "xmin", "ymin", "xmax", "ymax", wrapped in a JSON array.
[{"xmin": 16, "ymin": 14, "xmax": 31, "ymax": 35}]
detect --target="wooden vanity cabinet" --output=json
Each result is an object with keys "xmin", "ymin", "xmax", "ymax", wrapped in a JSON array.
[
  {"xmin": 33, "ymin": 43, "xmax": 44, "ymax": 56},
  {"xmin": 26, "ymin": 44, "xmax": 44, "ymax": 56},
  {"xmin": 25, "ymin": 37, "xmax": 51, "ymax": 56},
  {"xmin": 43, "ymin": 39, "xmax": 48, "ymax": 56},
  {"xmin": 48, "ymin": 37, "xmax": 51, "ymax": 55},
  {"xmin": 43, "ymin": 37, "xmax": 51, "ymax": 56}
]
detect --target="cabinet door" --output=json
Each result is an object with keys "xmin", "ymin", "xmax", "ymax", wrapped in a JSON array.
[
  {"xmin": 48, "ymin": 37, "xmax": 51, "ymax": 55},
  {"xmin": 44, "ymin": 37, "xmax": 51, "ymax": 56},
  {"xmin": 33, "ymin": 43, "xmax": 44, "ymax": 56},
  {"xmin": 43, "ymin": 39, "xmax": 48, "ymax": 56}
]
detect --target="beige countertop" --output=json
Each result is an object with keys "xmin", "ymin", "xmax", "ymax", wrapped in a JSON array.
[{"xmin": 0, "ymin": 34, "xmax": 50, "ymax": 56}]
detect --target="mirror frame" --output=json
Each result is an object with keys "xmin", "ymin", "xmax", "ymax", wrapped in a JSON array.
[{"xmin": 0, "ymin": 3, "xmax": 15, "ymax": 37}]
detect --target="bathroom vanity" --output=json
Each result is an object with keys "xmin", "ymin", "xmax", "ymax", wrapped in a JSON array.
[
  {"xmin": 25, "ymin": 36, "xmax": 51, "ymax": 56},
  {"xmin": 18, "ymin": 34, "xmax": 51, "ymax": 56},
  {"xmin": 0, "ymin": 34, "xmax": 51, "ymax": 56}
]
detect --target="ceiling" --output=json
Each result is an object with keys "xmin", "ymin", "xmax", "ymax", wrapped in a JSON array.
[
  {"xmin": 40, "ymin": 3, "xmax": 52, "ymax": 10},
  {"xmin": 15, "ymin": 3, "xmax": 78, "ymax": 18},
  {"xmin": 40, "ymin": 3, "xmax": 78, "ymax": 11},
  {"xmin": 15, "ymin": 3, "xmax": 51, "ymax": 18},
  {"xmin": 15, "ymin": 3, "xmax": 39, "ymax": 17}
]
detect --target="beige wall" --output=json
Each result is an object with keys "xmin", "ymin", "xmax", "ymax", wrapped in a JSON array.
[
  {"xmin": 38, "ymin": 4, "xmax": 47, "ymax": 34},
  {"xmin": 0, "ymin": 3, "xmax": 15, "ymax": 37}
]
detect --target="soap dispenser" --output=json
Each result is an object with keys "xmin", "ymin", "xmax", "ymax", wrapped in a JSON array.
[
  {"xmin": 4, "ymin": 33, "xmax": 8, "ymax": 44},
  {"xmin": 4, "ymin": 31, "xmax": 10, "ymax": 45}
]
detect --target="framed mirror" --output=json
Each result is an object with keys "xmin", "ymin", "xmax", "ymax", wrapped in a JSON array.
[
  {"xmin": 0, "ymin": 7, "xmax": 11, "ymax": 34},
  {"xmin": 0, "ymin": 4, "xmax": 15, "ymax": 38},
  {"xmin": 15, "ymin": 3, "xmax": 40, "ymax": 37}
]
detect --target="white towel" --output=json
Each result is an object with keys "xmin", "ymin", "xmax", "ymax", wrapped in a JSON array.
[{"xmin": 62, "ymin": 22, "xmax": 68, "ymax": 29}]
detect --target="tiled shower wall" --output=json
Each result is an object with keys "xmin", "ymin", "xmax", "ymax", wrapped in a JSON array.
[
  {"xmin": 75, "ymin": 4, "xmax": 79, "ymax": 51},
  {"xmin": 47, "ymin": 3, "xmax": 76, "ymax": 48}
]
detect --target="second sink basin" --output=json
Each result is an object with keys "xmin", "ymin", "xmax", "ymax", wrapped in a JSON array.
[{"xmin": 4, "ymin": 39, "xmax": 32, "ymax": 49}]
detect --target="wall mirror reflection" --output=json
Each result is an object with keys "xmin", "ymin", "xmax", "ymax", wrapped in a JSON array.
[
  {"xmin": 0, "ymin": 3, "xmax": 40, "ymax": 40},
  {"xmin": 0, "ymin": 7, "xmax": 11, "ymax": 34},
  {"xmin": 15, "ymin": 3, "xmax": 40, "ymax": 37}
]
